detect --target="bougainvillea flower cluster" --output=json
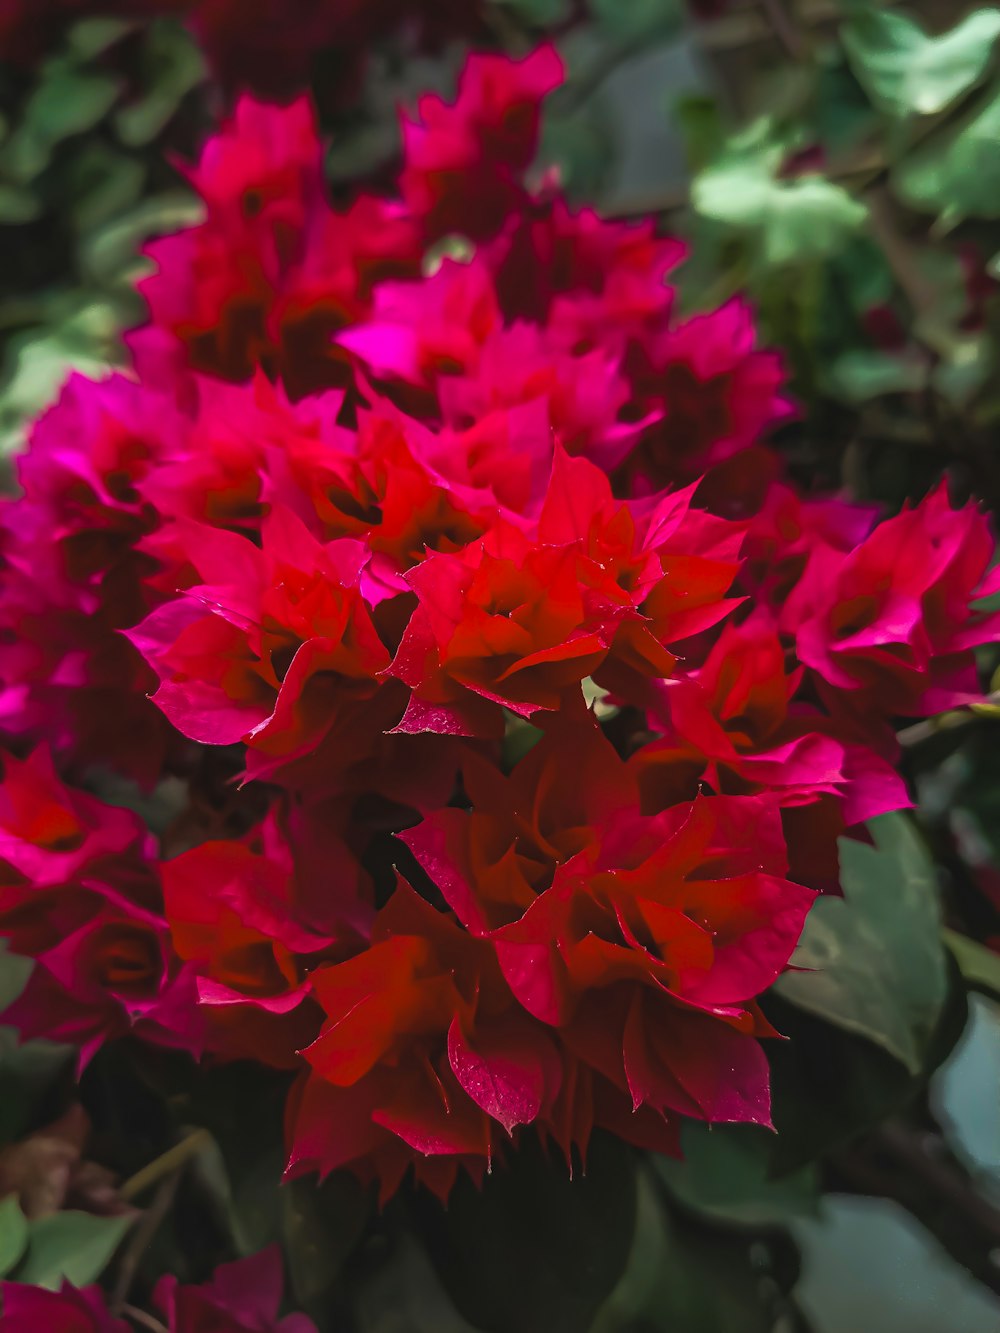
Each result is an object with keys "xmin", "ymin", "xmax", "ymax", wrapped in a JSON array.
[
  {"xmin": 0, "ymin": 46, "xmax": 996, "ymax": 1203},
  {"xmin": 0, "ymin": 1247, "xmax": 316, "ymax": 1331}
]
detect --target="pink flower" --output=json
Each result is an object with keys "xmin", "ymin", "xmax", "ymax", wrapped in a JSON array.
[
  {"xmin": 783, "ymin": 481, "xmax": 1000, "ymax": 717},
  {"xmin": 621, "ymin": 298, "xmax": 795, "ymax": 491},
  {"xmin": 154, "ymin": 1245, "xmax": 317, "ymax": 1332},
  {"xmin": 401, "ymin": 46, "xmax": 564, "ymax": 241},
  {"xmin": 0, "ymin": 1281, "xmax": 130, "ymax": 1332}
]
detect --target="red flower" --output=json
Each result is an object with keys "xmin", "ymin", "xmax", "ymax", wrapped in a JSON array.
[
  {"xmin": 386, "ymin": 450, "xmax": 741, "ymax": 735},
  {"xmin": 401, "ymin": 46, "xmax": 564, "ymax": 241},
  {"xmin": 399, "ymin": 717, "xmax": 814, "ymax": 1165},
  {"xmin": 621, "ymin": 298, "xmax": 794, "ymax": 491},
  {"xmin": 290, "ymin": 882, "xmax": 562, "ymax": 1201},
  {"xmin": 632, "ymin": 616, "xmax": 910, "ymax": 823}
]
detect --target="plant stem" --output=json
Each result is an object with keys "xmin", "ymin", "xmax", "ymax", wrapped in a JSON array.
[
  {"xmin": 120, "ymin": 1128, "xmax": 212, "ymax": 1203},
  {"xmin": 122, "ymin": 1306, "xmax": 170, "ymax": 1333}
]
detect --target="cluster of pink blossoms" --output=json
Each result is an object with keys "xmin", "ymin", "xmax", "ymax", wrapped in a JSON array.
[
  {"xmin": 0, "ymin": 1247, "xmax": 315, "ymax": 1331},
  {"xmin": 0, "ymin": 47, "xmax": 997, "ymax": 1202}
]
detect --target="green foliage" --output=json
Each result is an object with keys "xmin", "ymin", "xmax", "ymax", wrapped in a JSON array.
[
  {"xmin": 777, "ymin": 814, "xmax": 947, "ymax": 1074},
  {"xmin": 842, "ymin": 6, "xmax": 1000, "ymax": 118},
  {"xmin": 692, "ymin": 128, "xmax": 868, "ymax": 268},
  {"xmin": 0, "ymin": 1196, "xmax": 29, "ymax": 1277},
  {"xmin": 656, "ymin": 1123, "xmax": 820, "ymax": 1227},
  {"xmin": 892, "ymin": 78, "xmax": 1000, "ymax": 225},
  {"xmin": 15, "ymin": 1212, "xmax": 132, "ymax": 1290},
  {"xmin": 417, "ymin": 1133, "xmax": 637, "ymax": 1333}
]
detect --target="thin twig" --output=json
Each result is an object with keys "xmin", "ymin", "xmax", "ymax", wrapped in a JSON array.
[
  {"xmin": 122, "ymin": 1305, "xmax": 170, "ymax": 1333},
  {"xmin": 111, "ymin": 1173, "xmax": 179, "ymax": 1313},
  {"xmin": 120, "ymin": 1128, "xmax": 212, "ymax": 1202},
  {"xmin": 759, "ymin": 0, "xmax": 805, "ymax": 59}
]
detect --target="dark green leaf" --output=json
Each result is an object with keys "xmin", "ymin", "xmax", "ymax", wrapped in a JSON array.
[
  {"xmin": 283, "ymin": 1172, "xmax": 372, "ymax": 1318},
  {"xmin": 492, "ymin": 0, "xmax": 572, "ymax": 24},
  {"xmin": 416, "ymin": 1132, "xmax": 636, "ymax": 1333},
  {"xmin": 656, "ymin": 1123, "xmax": 820, "ymax": 1226},
  {"xmin": 589, "ymin": 0, "xmax": 683, "ymax": 45},
  {"xmin": 0, "ymin": 185, "xmax": 41, "ymax": 224},
  {"xmin": 23, "ymin": 59, "xmax": 122, "ymax": 152},
  {"xmin": 594, "ymin": 1167, "xmax": 808, "ymax": 1333},
  {"xmin": 776, "ymin": 813, "xmax": 947, "ymax": 1073},
  {"xmin": 114, "ymin": 20, "xmax": 206, "ymax": 147}
]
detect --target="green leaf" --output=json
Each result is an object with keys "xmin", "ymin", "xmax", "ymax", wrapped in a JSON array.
[
  {"xmin": 68, "ymin": 143, "xmax": 145, "ymax": 234},
  {"xmin": 590, "ymin": 0, "xmax": 683, "ymax": 44},
  {"xmin": 593, "ymin": 1167, "xmax": 807, "ymax": 1333},
  {"xmin": 843, "ymin": 7, "xmax": 1000, "ymax": 118},
  {"xmin": 415, "ymin": 1132, "xmax": 636, "ymax": 1333},
  {"xmin": 17, "ymin": 1211, "xmax": 131, "ymax": 1289},
  {"xmin": 282, "ymin": 1172, "xmax": 371, "ymax": 1318},
  {"xmin": 0, "ymin": 185, "xmax": 41, "ymax": 224},
  {"xmin": 693, "ymin": 144, "xmax": 867, "ymax": 267},
  {"xmin": 764, "ymin": 966, "xmax": 968, "ymax": 1173},
  {"xmin": 825, "ymin": 348, "xmax": 928, "ymax": 402},
  {"xmin": 0, "ymin": 1196, "xmax": 28, "ymax": 1277},
  {"xmin": 943, "ymin": 928, "xmax": 1000, "ymax": 997},
  {"xmin": 776, "ymin": 813, "xmax": 947, "ymax": 1073},
  {"xmin": 80, "ymin": 191, "xmax": 203, "ymax": 286},
  {"xmin": 655, "ymin": 1122, "xmax": 820, "ymax": 1226},
  {"xmin": 114, "ymin": 20, "xmax": 206, "ymax": 148},
  {"xmin": 892, "ymin": 78, "xmax": 1000, "ymax": 225},
  {"xmin": 22, "ymin": 58, "xmax": 122, "ymax": 152},
  {"xmin": 674, "ymin": 94, "xmax": 726, "ymax": 173},
  {"xmin": 66, "ymin": 17, "xmax": 134, "ymax": 58},
  {"xmin": 492, "ymin": 0, "xmax": 572, "ymax": 23}
]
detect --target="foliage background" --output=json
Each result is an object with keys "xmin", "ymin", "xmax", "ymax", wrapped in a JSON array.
[{"xmin": 0, "ymin": 2, "xmax": 998, "ymax": 1330}]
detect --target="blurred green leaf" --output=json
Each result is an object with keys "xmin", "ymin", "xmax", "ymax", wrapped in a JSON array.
[
  {"xmin": 825, "ymin": 348, "xmax": 927, "ymax": 402},
  {"xmin": 0, "ymin": 1196, "xmax": 28, "ymax": 1278},
  {"xmin": 114, "ymin": 20, "xmax": 206, "ymax": 148},
  {"xmin": 17, "ymin": 1211, "xmax": 131, "ymax": 1289},
  {"xmin": 776, "ymin": 813, "xmax": 947, "ymax": 1073},
  {"xmin": 66, "ymin": 18, "xmax": 134, "ymax": 59},
  {"xmin": 80, "ymin": 191, "xmax": 202, "ymax": 286},
  {"xmin": 417, "ymin": 1133, "xmax": 636, "ymax": 1333},
  {"xmin": 943, "ymin": 928, "xmax": 1000, "ymax": 997},
  {"xmin": 892, "ymin": 78, "xmax": 1000, "ymax": 225},
  {"xmin": 492, "ymin": 0, "xmax": 571, "ymax": 23},
  {"xmin": 766, "ymin": 960, "xmax": 968, "ymax": 1173},
  {"xmin": 842, "ymin": 6, "xmax": 1000, "ymax": 118},
  {"xmin": 693, "ymin": 140, "xmax": 868, "ymax": 267},
  {"xmin": 22, "ymin": 58, "xmax": 121, "ymax": 155},
  {"xmin": 656, "ymin": 1123, "xmax": 820, "ymax": 1226},
  {"xmin": 675, "ymin": 94, "xmax": 726, "ymax": 172},
  {"xmin": 0, "ymin": 185, "xmax": 41, "ymax": 224},
  {"xmin": 283, "ymin": 1172, "xmax": 372, "ymax": 1319},
  {"xmin": 594, "ymin": 1167, "xmax": 805, "ymax": 1333},
  {"xmin": 590, "ymin": 0, "xmax": 683, "ymax": 44},
  {"xmin": 69, "ymin": 143, "xmax": 145, "ymax": 234}
]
